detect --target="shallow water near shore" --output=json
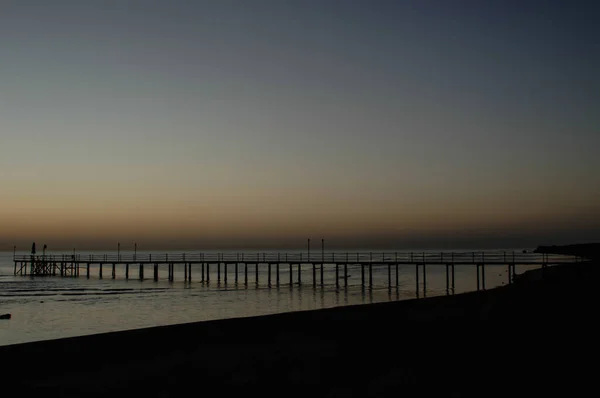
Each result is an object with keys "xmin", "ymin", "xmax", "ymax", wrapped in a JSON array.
[{"xmin": 0, "ymin": 249, "xmax": 543, "ymax": 346}]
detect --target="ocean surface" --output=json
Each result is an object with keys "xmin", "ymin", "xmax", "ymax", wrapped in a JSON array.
[{"xmin": 1, "ymin": 249, "xmax": 543, "ymax": 346}]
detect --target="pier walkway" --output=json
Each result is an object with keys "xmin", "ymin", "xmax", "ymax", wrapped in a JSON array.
[{"xmin": 13, "ymin": 251, "xmax": 579, "ymax": 295}]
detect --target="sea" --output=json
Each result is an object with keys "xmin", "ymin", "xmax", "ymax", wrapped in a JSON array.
[{"xmin": 0, "ymin": 248, "xmax": 543, "ymax": 346}]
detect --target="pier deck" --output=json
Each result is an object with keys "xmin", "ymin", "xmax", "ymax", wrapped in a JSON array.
[{"xmin": 13, "ymin": 251, "xmax": 580, "ymax": 295}]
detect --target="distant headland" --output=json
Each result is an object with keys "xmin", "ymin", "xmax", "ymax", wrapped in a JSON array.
[{"xmin": 534, "ymin": 242, "xmax": 600, "ymax": 259}]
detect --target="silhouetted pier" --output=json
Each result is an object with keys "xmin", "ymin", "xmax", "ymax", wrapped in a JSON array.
[{"xmin": 13, "ymin": 251, "xmax": 579, "ymax": 295}]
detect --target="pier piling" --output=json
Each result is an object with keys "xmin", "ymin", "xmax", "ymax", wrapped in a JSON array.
[
  {"xmin": 344, "ymin": 264, "xmax": 348, "ymax": 288},
  {"xmin": 361, "ymin": 264, "xmax": 365, "ymax": 289},
  {"xmin": 423, "ymin": 263, "xmax": 427, "ymax": 297},
  {"xmin": 268, "ymin": 263, "xmax": 272, "ymax": 287},
  {"xmin": 415, "ymin": 264, "xmax": 419, "ymax": 298},
  {"xmin": 12, "ymin": 250, "xmax": 569, "ymax": 294}
]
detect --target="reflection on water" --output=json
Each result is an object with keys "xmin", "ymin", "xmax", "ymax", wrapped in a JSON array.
[{"xmin": 0, "ymin": 251, "xmax": 549, "ymax": 346}]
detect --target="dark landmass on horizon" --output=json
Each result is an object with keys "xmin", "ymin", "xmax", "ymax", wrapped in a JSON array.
[{"xmin": 534, "ymin": 242, "xmax": 600, "ymax": 259}]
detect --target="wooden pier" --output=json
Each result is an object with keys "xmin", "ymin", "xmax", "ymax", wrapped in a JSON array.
[{"xmin": 13, "ymin": 251, "xmax": 578, "ymax": 295}]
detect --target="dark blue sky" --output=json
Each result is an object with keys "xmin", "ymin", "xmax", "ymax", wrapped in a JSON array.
[{"xmin": 1, "ymin": 0, "xmax": 599, "ymax": 249}]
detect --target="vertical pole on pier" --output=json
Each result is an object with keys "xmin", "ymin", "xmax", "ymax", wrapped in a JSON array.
[
  {"xmin": 126, "ymin": 264, "xmax": 129, "ymax": 280},
  {"xmin": 188, "ymin": 263, "xmax": 192, "ymax": 281},
  {"xmin": 154, "ymin": 263, "xmax": 158, "ymax": 281},
  {"xmin": 244, "ymin": 263, "xmax": 248, "ymax": 286},
  {"xmin": 476, "ymin": 264, "xmax": 480, "ymax": 291},
  {"xmin": 235, "ymin": 262, "xmax": 239, "ymax": 284},
  {"xmin": 312, "ymin": 263, "xmax": 316, "ymax": 288},
  {"xmin": 289, "ymin": 263, "xmax": 293, "ymax": 286},
  {"xmin": 139, "ymin": 263, "xmax": 144, "ymax": 280},
  {"xmin": 224, "ymin": 262, "xmax": 228, "ymax": 284},
  {"xmin": 99, "ymin": 263, "xmax": 103, "ymax": 279},
  {"xmin": 451, "ymin": 264, "xmax": 455, "ymax": 293},
  {"xmin": 298, "ymin": 262, "xmax": 301, "ymax": 285},
  {"xmin": 445, "ymin": 264, "xmax": 450, "ymax": 294},
  {"xmin": 415, "ymin": 264, "xmax": 419, "ymax": 298},
  {"xmin": 112, "ymin": 263, "xmax": 116, "ymax": 279},
  {"xmin": 206, "ymin": 263, "xmax": 210, "ymax": 283},
  {"xmin": 184, "ymin": 262, "xmax": 188, "ymax": 281},
  {"xmin": 86, "ymin": 263, "xmax": 89, "ymax": 279}
]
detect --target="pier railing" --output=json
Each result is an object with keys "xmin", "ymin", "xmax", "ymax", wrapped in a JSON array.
[{"xmin": 13, "ymin": 251, "xmax": 577, "ymax": 264}]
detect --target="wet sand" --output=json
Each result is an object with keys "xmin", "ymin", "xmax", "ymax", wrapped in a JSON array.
[{"xmin": 1, "ymin": 261, "xmax": 597, "ymax": 397}]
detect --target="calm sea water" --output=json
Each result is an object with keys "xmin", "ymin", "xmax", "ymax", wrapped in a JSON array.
[{"xmin": 0, "ymin": 249, "xmax": 541, "ymax": 346}]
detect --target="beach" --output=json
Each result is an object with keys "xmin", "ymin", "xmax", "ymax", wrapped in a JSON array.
[{"xmin": 1, "ymin": 261, "xmax": 597, "ymax": 397}]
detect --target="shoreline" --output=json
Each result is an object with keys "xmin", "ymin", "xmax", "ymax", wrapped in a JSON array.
[{"xmin": 1, "ymin": 261, "xmax": 597, "ymax": 397}]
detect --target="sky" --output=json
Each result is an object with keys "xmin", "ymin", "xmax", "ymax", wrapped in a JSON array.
[{"xmin": 1, "ymin": 0, "xmax": 599, "ymax": 251}]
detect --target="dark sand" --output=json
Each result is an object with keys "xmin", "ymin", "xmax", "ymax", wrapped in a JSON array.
[{"xmin": 1, "ymin": 261, "xmax": 598, "ymax": 397}]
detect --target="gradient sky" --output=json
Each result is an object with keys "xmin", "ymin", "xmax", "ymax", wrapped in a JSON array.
[{"xmin": 1, "ymin": 0, "xmax": 599, "ymax": 251}]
